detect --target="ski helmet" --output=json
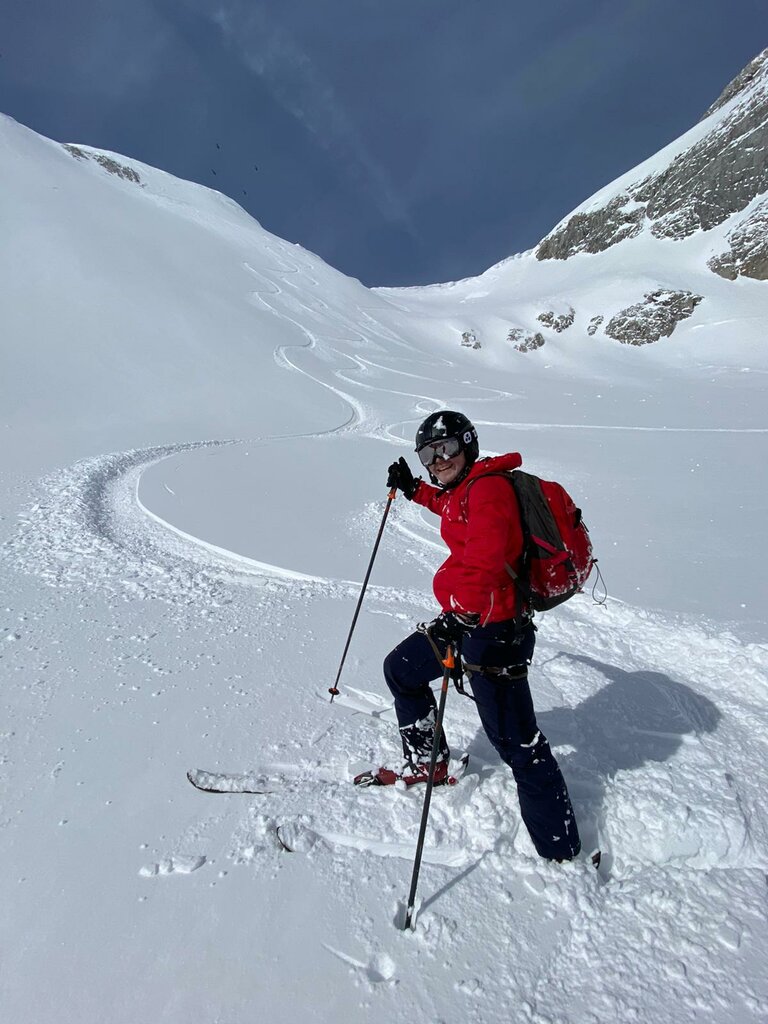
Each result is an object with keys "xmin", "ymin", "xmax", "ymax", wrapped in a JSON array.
[{"xmin": 414, "ymin": 411, "xmax": 479, "ymax": 466}]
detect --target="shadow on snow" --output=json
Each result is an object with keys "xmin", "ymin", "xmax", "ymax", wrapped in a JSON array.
[{"xmin": 464, "ymin": 653, "xmax": 722, "ymax": 875}]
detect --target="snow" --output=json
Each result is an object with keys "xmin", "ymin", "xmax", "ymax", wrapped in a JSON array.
[{"xmin": 1, "ymin": 110, "xmax": 768, "ymax": 1023}]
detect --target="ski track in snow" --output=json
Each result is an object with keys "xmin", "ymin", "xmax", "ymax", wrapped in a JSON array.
[
  {"xmin": 5, "ymin": 239, "xmax": 768, "ymax": 1023},
  {"xmin": 5, "ymin": 439, "xmax": 426, "ymax": 608}
]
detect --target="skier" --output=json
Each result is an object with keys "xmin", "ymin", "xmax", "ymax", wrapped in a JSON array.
[{"xmin": 368, "ymin": 410, "xmax": 581, "ymax": 862}]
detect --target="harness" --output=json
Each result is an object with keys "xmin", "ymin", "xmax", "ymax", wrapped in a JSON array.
[{"xmin": 419, "ymin": 620, "xmax": 535, "ymax": 701}]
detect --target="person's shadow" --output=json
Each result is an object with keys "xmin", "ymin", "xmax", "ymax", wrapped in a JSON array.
[{"xmin": 466, "ymin": 653, "xmax": 722, "ymax": 874}]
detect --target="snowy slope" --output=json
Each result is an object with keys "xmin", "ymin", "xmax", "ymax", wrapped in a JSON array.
[{"xmin": 1, "ymin": 88, "xmax": 768, "ymax": 1024}]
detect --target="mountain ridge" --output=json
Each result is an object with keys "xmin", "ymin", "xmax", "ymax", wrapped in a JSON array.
[{"xmin": 535, "ymin": 47, "xmax": 768, "ymax": 278}]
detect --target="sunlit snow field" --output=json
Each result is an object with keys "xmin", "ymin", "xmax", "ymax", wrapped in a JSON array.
[{"xmin": 1, "ymin": 113, "xmax": 767, "ymax": 1024}]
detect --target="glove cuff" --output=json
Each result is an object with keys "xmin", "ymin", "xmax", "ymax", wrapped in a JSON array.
[{"xmin": 405, "ymin": 478, "xmax": 423, "ymax": 500}]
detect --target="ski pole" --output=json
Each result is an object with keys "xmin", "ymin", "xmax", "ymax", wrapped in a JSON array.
[
  {"xmin": 328, "ymin": 487, "xmax": 397, "ymax": 702},
  {"xmin": 403, "ymin": 642, "xmax": 457, "ymax": 930}
]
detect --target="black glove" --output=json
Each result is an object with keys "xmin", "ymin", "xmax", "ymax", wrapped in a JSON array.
[
  {"xmin": 424, "ymin": 611, "xmax": 480, "ymax": 645},
  {"xmin": 387, "ymin": 456, "xmax": 419, "ymax": 499}
]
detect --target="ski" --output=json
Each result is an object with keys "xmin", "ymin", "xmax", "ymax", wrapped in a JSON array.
[
  {"xmin": 187, "ymin": 754, "xmax": 470, "ymax": 795},
  {"xmin": 186, "ymin": 764, "xmax": 339, "ymax": 794},
  {"xmin": 187, "ymin": 768, "xmax": 276, "ymax": 794}
]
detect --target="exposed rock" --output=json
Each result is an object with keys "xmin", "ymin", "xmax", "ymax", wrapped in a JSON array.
[
  {"xmin": 708, "ymin": 252, "xmax": 738, "ymax": 280},
  {"xmin": 536, "ymin": 196, "xmax": 647, "ymax": 259},
  {"xmin": 708, "ymin": 197, "xmax": 768, "ymax": 280},
  {"xmin": 63, "ymin": 143, "xmax": 142, "ymax": 184},
  {"xmin": 93, "ymin": 154, "xmax": 141, "ymax": 183},
  {"xmin": 587, "ymin": 315, "xmax": 604, "ymax": 336},
  {"xmin": 536, "ymin": 49, "xmax": 768, "ymax": 260},
  {"xmin": 460, "ymin": 330, "xmax": 481, "ymax": 349},
  {"xmin": 642, "ymin": 95, "xmax": 766, "ymax": 242},
  {"xmin": 604, "ymin": 290, "xmax": 703, "ymax": 345},
  {"xmin": 537, "ymin": 306, "xmax": 575, "ymax": 332},
  {"xmin": 703, "ymin": 50, "xmax": 768, "ymax": 118},
  {"xmin": 508, "ymin": 328, "xmax": 545, "ymax": 353}
]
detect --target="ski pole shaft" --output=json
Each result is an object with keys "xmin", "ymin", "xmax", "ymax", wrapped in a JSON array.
[
  {"xmin": 329, "ymin": 487, "xmax": 397, "ymax": 702},
  {"xmin": 403, "ymin": 644, "xmax": 455, "ymax": 930}
]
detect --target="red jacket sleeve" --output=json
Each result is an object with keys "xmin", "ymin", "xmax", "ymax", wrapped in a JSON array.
[{"xmin": 411, "ymin": 479, "xmax": 445, "ymax": 515}]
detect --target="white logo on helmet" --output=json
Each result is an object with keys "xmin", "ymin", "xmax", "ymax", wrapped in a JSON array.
[{"xmin": 463, "ymin": 431, "xmax": 472, "ymax": 444}]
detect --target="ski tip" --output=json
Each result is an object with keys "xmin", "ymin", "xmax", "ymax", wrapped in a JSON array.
[
  {"xmin": 276, "ymin": 825, "xmax": 294, "ymax": 852},
  {"xmin": 590, "ymin": 848, "xmax": 602, "ymax": 870},
  {"xmin": 187, "ymin": 769, "xmax": 223, "ymax": 793},
  {"xmin": 353, "ymin": 770, "xmax": 379, "ymax": 788},
  {"xmin": 186, "ymin": 768, "xmax": 272, "ymax": 795}
]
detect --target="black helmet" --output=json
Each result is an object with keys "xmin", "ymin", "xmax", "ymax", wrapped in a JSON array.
[{"xmin": 415, "ymin": 410, "xmax": 479, "ymax": 466}]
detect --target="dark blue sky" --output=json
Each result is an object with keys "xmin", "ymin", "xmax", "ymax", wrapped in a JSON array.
[{"xmin": 1, "ymin": 1, "xmax": 764, "ymax": 285}]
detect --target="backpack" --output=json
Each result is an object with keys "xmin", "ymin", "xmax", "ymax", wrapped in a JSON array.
[{"xmin": 466, "ymin": 470, "xmax": 595, "ymax": 614}]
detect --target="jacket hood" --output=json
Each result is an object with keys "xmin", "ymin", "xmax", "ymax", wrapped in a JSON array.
[
  {"xmin": 430, "ymin": 450, "xmax": 522, "ymax": 490},
  {"xmin": 467, "ymin": 452, "xmax": 523, "ymax": 478}
]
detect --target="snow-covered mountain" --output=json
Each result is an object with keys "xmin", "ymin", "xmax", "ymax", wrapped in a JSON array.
[
  {"xmin": 538, "ymin": 48, "xmax": 768, "ymax": 268},
  {"xmin": 1, "ymin": 49, "xmax": 767, "ymax": 1024},
  {"xmin": 384, "ymin": 47, "xmax": 768, "ymax": 353},
  {"xmin": 536, "ymin": 45, "xmax": 768, "ymax": 317}
]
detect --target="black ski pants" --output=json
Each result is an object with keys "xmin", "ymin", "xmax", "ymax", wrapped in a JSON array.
[{"xmin": 383, "ymin": 619, "xmax": 581, "ymax": 861}]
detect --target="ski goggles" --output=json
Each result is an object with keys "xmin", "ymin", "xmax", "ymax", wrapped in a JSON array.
[{"xmin": 416, "ymin": 436, "xmax": 463, "ymax": 467}]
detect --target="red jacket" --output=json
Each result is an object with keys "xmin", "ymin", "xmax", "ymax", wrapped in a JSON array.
[{"xmin": 412, "ymin": 452, "xmax": 525, "ymax": 623}]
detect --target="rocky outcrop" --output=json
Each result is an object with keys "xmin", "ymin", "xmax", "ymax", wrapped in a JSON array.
[
  {"xmin": 604, "ymin": 290, "xmax": 703, "ymax": 345},
  {"xmin": 587, "ymin": 315, "xmax": 604, "ymax": 336},
  {"xmin": 536, "ymin": 49, "xmax": 768, "ymax": 260},
  {"xmin": 537, "ymin": 306, "xmax": 575, "ymax": 332},
  {"xmin": 536, "ymin": 197, "xmax": 647, "ymax": 258},
  {"xmin": 703, "ymin": 50, "xmax": 768, "ymax": 118},
  {"xmin": 508, "ymin": 328, "xmax": 545, "ymax": 352},
  {"xmin": 708, "ymin": 197, "xmax": 768, "ymax": 280},
  {"xmin": 460, "ymin": 330, "xmax": 481, "ymax": 349},
  {"xmin": 64, "ymin": 144, "xmax": 142, "ymax": 184}
]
